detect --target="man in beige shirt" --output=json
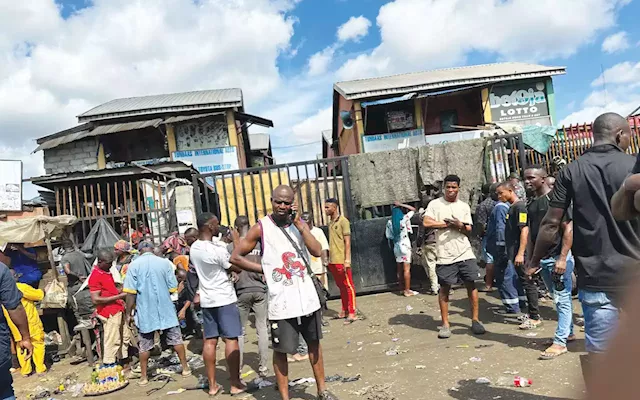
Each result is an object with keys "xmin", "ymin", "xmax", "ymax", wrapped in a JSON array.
[{"xmin": 424, "ymin": 175, "xmax": 485, "ymax": 339}]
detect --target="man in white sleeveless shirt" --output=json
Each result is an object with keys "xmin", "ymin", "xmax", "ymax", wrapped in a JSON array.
[{"xmin": 231, "ymin": 185, "xmax": 338, "ymax": 400}]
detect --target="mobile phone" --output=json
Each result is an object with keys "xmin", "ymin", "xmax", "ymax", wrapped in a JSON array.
[{"xmin": 289, "ymin": 208, "xmax": 297, "ymax": 221}]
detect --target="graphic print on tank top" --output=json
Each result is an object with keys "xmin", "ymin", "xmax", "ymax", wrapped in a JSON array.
[{"xmin": 272, "ymin": 251, "xmax": 306, "ymax": 285}]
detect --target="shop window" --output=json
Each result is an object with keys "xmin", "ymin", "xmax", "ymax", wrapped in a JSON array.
[
  {"xmin": 439, "ymin": 110, "xmax": 459, "ymax": 133},
  {"xmin": 103, "ymin": 128, "xmax": 168, "ymax": 164},
  {"xmin": 364, "ymin": 100, "xmax": 416, "ymax": 135}
]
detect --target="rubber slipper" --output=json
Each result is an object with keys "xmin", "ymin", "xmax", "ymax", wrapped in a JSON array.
[
  {"xmin": 343, "ymin": 318, "xmax": 359, "ymax": 325},
  {"xmin": 209, "ymin": 384, "xmax": 224, "ymax": 397},
  {"xmin": 138, "ymin": 379, "xmax": 150, "ymax": 387},
  {"xmin": 182, "ymin": 369, "xmax": 192, "ymax": 377},
  {"xmin": 539, "ymin": 348, "xmax": 568, "ymax": 360}
]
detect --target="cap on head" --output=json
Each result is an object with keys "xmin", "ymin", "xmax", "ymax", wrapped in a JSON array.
[{"xmin": 138, "ymin": 240, "xmax": 154, "ymax": 251}]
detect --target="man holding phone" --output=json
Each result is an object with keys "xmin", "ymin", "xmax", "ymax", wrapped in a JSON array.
[
  {"xmin": 230, "ymin": 185, "xmax": 337, "ymax": 400},
  {"xmin": 423, "ymin": 175, "xmax": 485, "ymax": 339}
]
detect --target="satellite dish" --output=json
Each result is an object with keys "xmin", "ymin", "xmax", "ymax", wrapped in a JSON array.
[{"xmin": 340, "ymin": 110, "xmax": 354, "ymax": 130}]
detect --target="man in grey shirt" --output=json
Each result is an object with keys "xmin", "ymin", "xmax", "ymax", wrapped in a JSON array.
[{"xmin": 232, "ymin": 216, "xmax": 269, "ymax": 377}]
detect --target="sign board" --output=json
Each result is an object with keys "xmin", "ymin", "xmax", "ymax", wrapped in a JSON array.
[
  {"xmin": 363, "ymin": 130, "xmax": 426, "ymax": 153},
  {"xmin": 424, "ymin": 130, "xmax": 483, "ymax": 145},
  {"xmin": 173, "ymin": 146, "xmax": 239, "ymax": 174},
  {"xmin": 489, "ymin": 81, "xmax": 549, "ymax": 123},
  {"xmin": 363, "ymin": 129, "xmax": 484, "ymax": 153},
  {"xmin": 386, "ymin": 111, "xmax": 414, "ymax": 130},
  {"xmin": 0, "ymin": 160, "xmax": 22, "ymax": 211}
]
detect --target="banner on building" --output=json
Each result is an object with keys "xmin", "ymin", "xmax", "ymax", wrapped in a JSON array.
[
  {"xmin": 424, "ymin": 130, "xmax": 484, "ymax": 145},
  {"xmin": 173, "ymin": 146, "xmax": 239, "ymax": 174},
  {"xmin": 363, "ymin": 130, "xmax": 426, "ymax": 153},
  {"xmin": 0, "ymin": 160, "xmax": 22, "ymax": 211},
  {"xmin": 489, "ymin": 81, "xmax": 549, "ymax": 123}
]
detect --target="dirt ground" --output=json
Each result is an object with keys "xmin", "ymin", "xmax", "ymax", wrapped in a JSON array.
[{"xmin": 13, "ymin": 289, "xmax": 586, "ymax": 400}]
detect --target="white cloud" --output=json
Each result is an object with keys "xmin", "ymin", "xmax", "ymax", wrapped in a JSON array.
[
  {"xmin": 337, "ymin": 0, "xmax": 629, "ymax": 81},
  {"xmin": 591, "ymin": 61, "xmax": 640, "ymax": 87},
  {"xmin": 336, "ymin": 16, "xmax": 371, "ymax": 43},
  {"xmin": 0, "ymin": 0, "xmax": 297, "ymax": 193},
  {"xmin": 560, "ymin": 61, "xmax": 640, "ymax": 125},
  {"xmin": 601, "ymin": 31, "xmax": 630, "ymax": 53},
  {"xmin": 308, "ymin": 47, "xmax": 335, "ymax": 76},
  {"xmin": 306, "ymin": 15, "xmax": 372, "ymax": 77}
]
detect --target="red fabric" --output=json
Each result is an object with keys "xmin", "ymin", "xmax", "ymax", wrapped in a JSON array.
[
  {"xmin": 328, "ymin": 263, "xmax": 356, "ymax": 315},
  {"xmin": 87, "ymin": 267, "xmax": 125, "ymax": 318}
]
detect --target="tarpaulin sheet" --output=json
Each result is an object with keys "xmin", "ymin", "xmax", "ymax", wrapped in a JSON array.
[
  {"xmin": 348, "ymin": 148, "xmax": 420, "ymax": 208},
  {"xmin": 0, "ymin": 215, "xmax": 77, "ymax": 246},
  {"xmin": 81, "ymin": 218, "xmax": 120, "ymax": 253},
  {"xmin": 418, "ymin": 138, "xmax": 485, "ymax": 204}
]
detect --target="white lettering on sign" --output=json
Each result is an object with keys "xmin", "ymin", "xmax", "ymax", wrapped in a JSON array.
[{"xmin": 490, "ymin": 88, "xmax": 547, "ymax": 109}]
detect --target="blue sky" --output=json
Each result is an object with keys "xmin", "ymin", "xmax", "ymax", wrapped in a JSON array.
[{"xmin": 2, "ymin": 0, "xmax": 640, "ymax": 198}]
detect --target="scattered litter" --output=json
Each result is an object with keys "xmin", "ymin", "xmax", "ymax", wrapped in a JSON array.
[
  {"xmin": 342, "ymin": 375, "xmax": 361, "ymax": 383},
  {"xmin": 450, "ymin": 386, "xmax": 459, "ymax": 392},
  {"xmin": 28, "ymin": 386, "xmax": 50, "ymax": 400},
  {"xmin": 350, "ymin": 383, "xmax": 393, "ymax": 400},
  {"xmin": 493, "ymin": 397, "xmax": 502, "ymax": 399},
  {"xmin": 323, "ymin": 330, "xmax": 331, "ymax": 334},
  {"xmin": 347, "ymin": 363, "xmax": 353, "ymax": 367},
  {"xmin": 372, "ymin": 342, "xmax": 381, "ymax": 345},
  {"xmin": 325, "ymin": 375, "xmax": 342, "ymax": 383},
  {"xmin": 167, "ymin": 388, "xmax": 186, "ymax": 395},
  {"xmin": 385, "ymin": 349, "xmax": 398, "ymax": 356},
  {"xmin": 415, "ymin": 365, "xmax": 426, "ymax": 369},
  {"xmin": 248, "ymin": 377, "xmax": 274, "ymax": 390},
  {"xmin": 406, "ymin": 305, "xmax": 413, "ymax": 311},
  {"xmin": 475, "ymin": 344, "xmax": 494, "ymax": 349},
  {"xmin": 453, "ymin": 366, "xmax": 459, "ymax": 370},
  {"xmin": 469, "ymin": 357, "xmax": 482, "ymax": 362},
  {"xmin": 241, "ymin": 370, "xmax": 255, "ymax": 379},
  {"xmin": 68, "ymin": 383, "xmax": 85, "ymax": 398},
  {"xmin": 475, "ymin": 377, "xmax": 491, "ymax": 384},
  {"xmin": 503, "ymin": 370, "xmax": 519, "ymax": 375},
  {"xmin": 391, "ymin": 338, "xmax": 399, "ymax": 342},
  {"xmin": 356, "ymin": 342, "xmax": 363, "ymax": 346},
  {"xmin": 525, "ymin": 333, "xmax": 538, "ymax": 337},
  {"xmin": 357, "ymin": 347, "xmax": 363, "ymax": 351},
  {"xmin": 45, "ymin": 331, "xmax": 63, "ymax": 346},
  {"xmin": 289, "ymin": 377, "xmax": 316, "ymax": 387},
  {"xmin": 419, "ymin": 311, "xmax": 425, "ymax": 314},
  {"xmin": 496, "ymin": 376, "xmax": 532, "ymax": 387},
  {"xmin": 456, "ymin": 344, "xmax": 469, "ymax": 348}
]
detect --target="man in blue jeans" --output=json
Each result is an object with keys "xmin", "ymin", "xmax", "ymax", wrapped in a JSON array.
[
  {"xmin": 528, "ymin": 113, "xmax": 640, "ymax": 389},
  {"xmin": 524, "ymin": 166, "xmax": 574, "ymax": 359}
]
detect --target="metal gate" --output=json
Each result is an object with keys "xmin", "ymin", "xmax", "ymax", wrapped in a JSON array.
[
  {"xmin": 192, "ymin": 157, "xmax": 354, "ymax": 227},
  {"xmin": 192, "ymin": 134, "xmax": 528, "ymax": 295}
]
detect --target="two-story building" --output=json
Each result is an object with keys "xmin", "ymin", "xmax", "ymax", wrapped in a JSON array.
[
  {"xmin": 30, "ymin": 88, "xmax": 273, "ymax": 243},
  {"xmin": 324, "ymin": 62, "xmax": 566, "ymax": 156}
]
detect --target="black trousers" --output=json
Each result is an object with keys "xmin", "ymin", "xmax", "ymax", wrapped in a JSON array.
[{"xmin": 514, "ymin": 263, "xmax": 540, "ymax": 320}]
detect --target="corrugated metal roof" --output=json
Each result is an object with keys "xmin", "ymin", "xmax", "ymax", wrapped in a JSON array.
[
  {"xmin": 164, "ymin": 112, "xmax": 225, "ymax": 124},
  {"xmin": 334, "ymin": 62, "xmax": 566, "ymax": 100},
  {"xmin": 34, "ymin": 119, "xmax": 163, "ymax": 152},
  {"xmin": 78, "ymin": 89, "xmax": 243, "ymax": 122}
]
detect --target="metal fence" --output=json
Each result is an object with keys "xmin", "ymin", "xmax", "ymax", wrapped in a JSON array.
[
  {"xmin": 193, "ymin": 157, "xmax": 354, "ymax": 228},
  {"xmin": 52, "ymin": 177, "xmax": 172, "ymax": 245},
  {"xmin": 526, "ymin": 117, "xmax": 640, "ymax": 172},
  {"xmin": 485, "ymin": 132, "xmax": 528, "ymax": 183}
]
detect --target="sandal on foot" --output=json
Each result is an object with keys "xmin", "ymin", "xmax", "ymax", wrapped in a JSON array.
[
  {"xmin": 182, "ymin": 368, "xmax": 192, "ymax": 377},
  {"xmin": 209, "ymin": 384, "xmax": 224, "ymax": 397},
  {"xmin": 138, "ymin": 379, "xmax": 150, "ymax": 387},
  {"xmin": 539, "ymin": 347, "xmax": 568, "ymax": 360}
]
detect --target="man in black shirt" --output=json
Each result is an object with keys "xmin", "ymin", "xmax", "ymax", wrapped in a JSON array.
[
  {"xmin": 529, "ymin": 113, "xmax": 640, "ymax": 360},
  {"xmin": 524, "ymin": 166, "xmax": 574, "ymax": 360},
  {"xmin": 493, "ymin": 182, "xmax": 527, "ymax": 316}
]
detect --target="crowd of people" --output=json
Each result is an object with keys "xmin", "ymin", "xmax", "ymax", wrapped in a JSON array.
[{"xmin": 2, "ymin": 111, "xmax": 640, "ymax": 400}]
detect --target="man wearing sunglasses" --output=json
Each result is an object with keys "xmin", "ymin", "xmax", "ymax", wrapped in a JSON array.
[{"xmin": 231, "ymin": 185, "xmax": 338, "ymax": 400}]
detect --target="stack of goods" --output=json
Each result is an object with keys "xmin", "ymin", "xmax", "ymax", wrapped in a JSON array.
[{"xmin": 82, "ymin": 365, "xmax": 128, "ymax": 395}]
